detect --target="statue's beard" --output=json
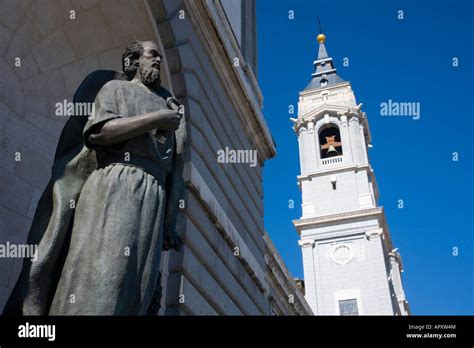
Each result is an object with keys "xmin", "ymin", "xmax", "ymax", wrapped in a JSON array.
[{"xmin": 139, "ymin": 64, "xmax": 161, "ymax": 87}]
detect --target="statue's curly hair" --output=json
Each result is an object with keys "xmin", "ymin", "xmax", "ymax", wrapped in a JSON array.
[{"xmin": 122, "ymin": 41, "xmax": 144, "ymax": 80}]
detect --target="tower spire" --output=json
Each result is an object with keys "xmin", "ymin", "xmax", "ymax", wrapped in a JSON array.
[
  {"xmin": 304, "ymin": 21, "xmax": 345, "ymax": 91},
  {"xmin": 317, "ymin": 37, "xmax": 329, "ymax": 60}
]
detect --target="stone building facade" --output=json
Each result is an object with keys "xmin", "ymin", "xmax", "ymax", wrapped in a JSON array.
[{"xmin": 0, "ymin": 0, "xmax": 310, "ymax": 315}]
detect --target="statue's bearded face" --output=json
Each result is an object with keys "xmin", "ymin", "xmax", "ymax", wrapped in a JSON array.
[{"xmin": 138, "ymin": 41, "xmax": 162, "ymax": 87}]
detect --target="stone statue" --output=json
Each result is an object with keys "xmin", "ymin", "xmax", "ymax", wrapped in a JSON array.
[{"xmin": 4, "ymin": 41, "xmax": 186, "ymax": 315}]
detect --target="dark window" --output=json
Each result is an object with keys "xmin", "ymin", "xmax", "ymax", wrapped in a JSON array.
[{"xmin": 339, "ymin": 299, "xmax": 359, "ymax": 315}]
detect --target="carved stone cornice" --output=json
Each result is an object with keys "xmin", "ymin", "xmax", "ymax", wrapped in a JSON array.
[
  {"xmin": 365, "ymin": 228, "xmax": 384, "ymax": 240},
  {"xmin": 293, "ymin": 207, "xmax": 384, "ymax": 234},
  {"xmin": 298, "ymin": 239, "xmax": 315, "ymax": 248},
  {"xmin": 181, "ymin": 0, "xmax": 276, "ymax": 160},
  {"xmin": 294, "ymin": 104, "xmax": 348, "ymax": 133},
  {"xmin": 297, "ymin": 163, "xmax": 371, "ymax": 181},
  {"xmin": 294, "ymin": 104, "xmax": 365, "ymax": 135}
]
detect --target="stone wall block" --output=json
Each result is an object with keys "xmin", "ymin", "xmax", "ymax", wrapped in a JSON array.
[
  {"xmin": 0, "ymin": 0, "xmax": 32, "ymax": 30},
  {"xmin": 14, "ymin": 145, "xmax": 51, "ymax": 189},
  {"xmin": 4, "ymin": 113, "xmax": 57, "ymax": 159},
  {"xmin": 26, "ymin": 0, "xmax": 73, "ymax": 36},
  {"xmin": 6, "ymin": 19, "xmax": 42, "ymax": 63},
  {"xmin": 32, "ymin": 28, "xmax": 76, "ymax": 72},
  {"xmin": 64, "ymin": 7, "xmax": 113, "ymax": 58},
  {"xmin": 0, "ymin": 58, "xmax": 25, "ymax": 115},
  {"xmin": 59, "ymin": 55, "xmax": 100, "ymax": 95},
  {"xmin": 99, "ymin": 0, "xmax": 154, "ymax": 46},
  {"xmin": 22, "ymin": 69, "xmax": 67, "ymax": 97},
  {"xmin": 0, "ymin": 174, "xmax": 34, "ymax": 216}
]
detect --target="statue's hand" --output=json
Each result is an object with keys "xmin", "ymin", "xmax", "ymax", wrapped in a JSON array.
[
  {"xmin": 162, "ymin": 224, "xmax": 184, "ymax": 251},
  {"xmin": 155, "ymin": 109, "xmax": 182, "ymax": 131}
]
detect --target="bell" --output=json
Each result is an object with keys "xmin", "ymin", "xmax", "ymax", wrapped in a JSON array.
[{"xmin": 327, "ymin": 145, "xmax": 338, "ymax": 157}]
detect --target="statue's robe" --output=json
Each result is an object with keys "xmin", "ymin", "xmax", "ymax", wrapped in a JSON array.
[{"xmin": 4, "ymin": 71, "xmax": 186, "ymax": 315}]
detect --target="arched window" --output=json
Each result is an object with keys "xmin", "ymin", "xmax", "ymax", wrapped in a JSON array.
[{"xmin": 319, "ymin": 124, "xmax": 343, "ymax": 159}]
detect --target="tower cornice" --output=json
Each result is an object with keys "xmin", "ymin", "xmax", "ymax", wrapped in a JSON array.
[
  {"xmin": 297, "ymin": 163, "xmax": 371, "ymax": 181},
  {"xmin": 293, "ymin": 104, "xmax": 365, "ymax": 134},
  {"xmin": 299, "ymin": 81, "xmax": 350, "ymax": 97},
  {"xmin": 293, "ymin": 207, "xmax": 385, "ymax": 234}
]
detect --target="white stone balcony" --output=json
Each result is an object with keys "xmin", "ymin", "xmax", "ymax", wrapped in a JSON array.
[{"xmin": 321, "ymin": 155, "xmax": 343, "ymax": 166}]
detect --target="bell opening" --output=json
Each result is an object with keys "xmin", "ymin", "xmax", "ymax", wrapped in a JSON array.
[{"xmin": 319, "ymin": 124, "xmax": 343, "ymax": 159}]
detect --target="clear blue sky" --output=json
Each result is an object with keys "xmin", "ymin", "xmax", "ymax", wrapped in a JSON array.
[{"xmin": 257, "ymin": 0, "xmax": 473, "ymax": 315}]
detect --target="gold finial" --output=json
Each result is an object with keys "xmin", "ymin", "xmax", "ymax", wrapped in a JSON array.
[
  {"xmin": 317, "ymin": 33, "xmax": 326, "ymax": 44},
  {"xmin": 317, "ymin": 17, "xmax": 325, "ymax": 43}
]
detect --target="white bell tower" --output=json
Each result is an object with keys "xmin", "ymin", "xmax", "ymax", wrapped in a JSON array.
[{"xmin": 293, "ymin": 32, "xmax": 410, "ymax": 315}]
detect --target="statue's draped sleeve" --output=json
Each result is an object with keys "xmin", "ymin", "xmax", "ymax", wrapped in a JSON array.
[{"xmin": 83, "ymin": 82, "xmax": 121, "ymax": 150}]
